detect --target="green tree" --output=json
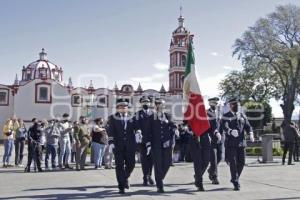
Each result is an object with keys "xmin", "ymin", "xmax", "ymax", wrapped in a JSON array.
[
  {"xmin": 231, "ymin": 4, "xmax": 300, "ymax": 123},
  {"xmin": 219, "ymin": 62, "xmax": 281, "ymax": 103}
]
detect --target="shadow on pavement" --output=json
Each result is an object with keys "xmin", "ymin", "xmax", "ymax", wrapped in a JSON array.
[{"xmin": 0, "ymin": 185, "xmax": 203, "ymax": 200}]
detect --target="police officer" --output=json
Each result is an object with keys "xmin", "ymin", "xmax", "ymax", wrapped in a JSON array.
[
  {"xmin": 147, "ymin": 98, "xmax": 177, "ymax": 193},
  {"xmin": 25, "ymin": 118, "xmax": 43, "ymax": 172},
  {"xmin": 207, "ymin": 97, "xmax": 222, "ymax": 185},
  {"xmin": 107, "ymin": 98, "xmax": 141, "ymax": 194},
  {"xmin": 219, "ymin": 98, "xmax": 254, "ymax": 191},
  {"xmin": 188, "ymin": 119, "xmax": 211, "ymax": 191},
  {"xmin": 134, "ymin": 96, "xmax": 155, "ymax": 186}
]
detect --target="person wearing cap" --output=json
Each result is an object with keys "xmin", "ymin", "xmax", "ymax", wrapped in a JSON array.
[
  {"xmin": 45, "ymin": 119, "xmax": 60, "ymax": 170},
  {"xmin": 107, "ymin": 98, "xmax": 140, "ymax": 194},
  {"xmin": 147, "ymin": 98, "xmax": 177, "ymax": 193},
  {"xmin": 74, "ymin": 116, "xmax": 91, "ymax": 171},
  {"xmin": 134, "ymin": 96, "xmax": 155, "ymax": 186},
  {"xmin": 58, "ymin": 113, "xmax": 73, "ymax": 170},
  {"xmin": 207, "ymin": 97, "xmax": 223, "ymax": 185},
  {"xmin": 219, "ymin": 98, "xmax": 254, "ymax": 191},
  {"xmin": 25, "ymin": 118, "xmax": 43, "ymax": 172}
]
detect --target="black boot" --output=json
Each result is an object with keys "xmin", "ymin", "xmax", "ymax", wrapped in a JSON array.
[
  {"xmin": 125, "ymin": 180, "xmax": 130, "ymax": 189},
  {"xmin": 143, "ymin": 177, "xmax": 148, "ymax": 186},
  {"xmin": 212, "ymin": 178, "xmax": 220, "ymax": 185},
  {"xmin": 197, "ymin": 183, "xmax": 205, "ymax": 192},
  {"xmin": 148, "ymin": 176, "xmax": 155, "ymax": 185},
  {"xmin": 119, "ymin": 188, "xmax": 125, "ymax": 194},
  {"xmin": 157, "ymin": 187, "xmax": 165, "ymax": 193},
  {"xmin": 24, "ymin": 166, "xmax": 30, "ymax": 173},
  {"xmin": 233, "ymin": 182, "xmax": 240, "ymax": 191}
]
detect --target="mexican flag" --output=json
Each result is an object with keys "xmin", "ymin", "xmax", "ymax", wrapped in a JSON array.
[{"xmin": 183, "ymin": 40, "xmax": 210, "ymax": 136}]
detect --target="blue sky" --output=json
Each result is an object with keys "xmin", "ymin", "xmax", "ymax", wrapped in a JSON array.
[{"xmin": 1, "ymin": 0, "xmax": 300, "ymax": 117}]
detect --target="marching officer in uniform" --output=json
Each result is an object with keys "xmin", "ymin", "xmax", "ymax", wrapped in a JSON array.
[
  {"xmin": 188, "ymin": 120, "xmax": 211, "ymax": 191},
  {"xmin": 207, "ymin": 97, "xmax": 222, "ymax": 185},
  {"xmin": 107, "ymin": 98, "xmax": 142, "ymax": 194},
  {"xmin": 219, "ymin": 98, "xmax": 254, "ymax": 191},
  {"xmin": 147, "ymin": 98, "xmax": 177, "ymax": 193},
  {"xmin": 134, "ymin": 96, "xmax": 155, "ymax": 186}
]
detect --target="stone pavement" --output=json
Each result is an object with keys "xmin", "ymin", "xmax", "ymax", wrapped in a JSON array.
[{"xmin": 0, "ymin": 145, "xmax": 299, "ymax": 200}]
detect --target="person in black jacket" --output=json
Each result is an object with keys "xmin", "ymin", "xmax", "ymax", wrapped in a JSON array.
[
  {"xmin": 134, "ymin": 96, "xmax": 155, "ymax": 186},
  {"xmin": 206, "ymin": 97, "xmax": 222, "ymax": 185},
  {"xmin": 219, "ymin": 98, "xmax": 254, "ymax": 191},
  {"xmin": 178, "ymin": 124, "xmax": 191, "ymax": 162},
  {"xmin": 147, "ymin": 98, "xmax": 177, "ymax": 193},
  {"xmin": 25, "ymin": 118, "xmax": 43, "ymax": 172},
  {"xmin": 107, "ymin": 98, "xmax": 141, "ymax": 194},
  {"xmin": 188, "ymin": 121, "xmax": 211, "ymax": 191},
  {"xmin": 282, "ymin": 122, "xmax": 300, "ymax": 165}
]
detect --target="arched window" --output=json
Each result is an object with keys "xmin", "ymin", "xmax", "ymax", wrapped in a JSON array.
[{"xmin": 26, "ymin": 69, "xmax": 31, "ymax": 80}]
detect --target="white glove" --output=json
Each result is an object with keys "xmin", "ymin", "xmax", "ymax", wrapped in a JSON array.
[
  {"xmin": 163, "ymin": 140, "xmax": 170, "ymax": 148},
  {"xmin": 215, "ymin": 130, "xmax": 222, "ymax": 143},
  {"xmin": 146, "ymin": 146, "xmax": 151, "ymax": 155},
  {"xmin": 249, "ymin": 132, "xmax": 255, "ymax": 142},
  {"xmin": 174, "ymin": 129, "xmax": 179, "ymax": 137},
  {"xmin": 135, "ymin": 130, "xmax": 143, "ymax": 144},
  {"xmin": 230, "ymin": 129, "xmax": 239, "ymax": 138},
  {"xmin": 108, "ymin": 144, "xmax": 115, "ymax": 154}
]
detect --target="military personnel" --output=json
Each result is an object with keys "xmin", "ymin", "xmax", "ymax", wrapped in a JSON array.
[
  {"xmin": 219, "ymin": 98, "xmax": 254, "ymax": 191},
  {"xmin": 207, "ymin": 97, "xmax": 222, "ymax": 185},
  {"xmin": 134, "ymin": 96, "xmax": 155, "ymax": 186},
  {"xmin": 74, "ymin": 116, "xmax": 91, "ymax": 171},
  {"xmin": 187, "ymin": 120, "xmax": 211, "ymax": 191},
  {"xmin": 147, "ymin": 98, "xmax": 177, "ymax": 193},
  {"xmin": 107, "ymin": 98, "xmax": 141, "ymax": 194}
]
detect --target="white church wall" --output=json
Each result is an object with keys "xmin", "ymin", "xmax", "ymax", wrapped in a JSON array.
[
  {"xmin": 0, "ymin": 85, "xmax": 14, "ymax": 139},
  {"xmin": 14, "ymin": 80, "xmax": 72, "ymax": 123}
]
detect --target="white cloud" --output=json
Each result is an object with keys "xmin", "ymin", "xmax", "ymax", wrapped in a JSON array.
[
  {"xmin": 130, "ymin": 62, "xmax": 168, "ymax": 88},
  {"xmin": 211, "ymin": 52, "xmax": 220, "ymax": 57},
  {"xmin": 130, "ymin": 73, "xmax": 165, "ymax": 82},
  {"xmin": 222, "ymin": 65, "xmax": 233, "ymax": 70},
  {"xmin": 153, "ymin": 62, "xmax": 169, "ymax": 71},
  {"xmin": 130, "ymin": 72, "xmax": 168, "ymax": 90},
  {"xmin": 198, "ymin": 72, "xmax": 227, "ymax": 98}
]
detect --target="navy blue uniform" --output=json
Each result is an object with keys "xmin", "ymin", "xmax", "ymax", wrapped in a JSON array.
[
  {"xmin": 206, "ymin": 108, "xmax": 222, "ymax": 182},
  {"xmin": 107, "ymin": 113, "xmax": 138, "ymax": 190},
  {"xmin": 179, "ymin": 128, "xmax": 191, "ymax": 162},
  {"xmin": 148, "ymin": 112, "xmax": 176, "ymax": 190},
  {"xmin": 189, "ymin": 129, "xmax": 211, "ymax": 189},
  {"xmin": 134, "ymin": 109, "xmax": 154, "ymax": 183},
  {"xmin": 219, "ymin": 111, "xmax": 252, "ymax": 187}
]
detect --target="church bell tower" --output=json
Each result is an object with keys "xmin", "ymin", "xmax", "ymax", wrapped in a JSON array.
[{"xmin": 169, "ymin": 7, "xmax": 191, "ymax": 94}]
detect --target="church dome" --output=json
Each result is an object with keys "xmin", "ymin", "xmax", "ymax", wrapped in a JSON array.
[{"xmin": 21, "ymin": 48, "xmax": 63, "ymax": 83}]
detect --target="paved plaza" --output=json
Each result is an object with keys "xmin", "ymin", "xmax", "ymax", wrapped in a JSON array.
[{"xmin": 0, "ymin": 145, "xmax": 299, "ymax": 200}]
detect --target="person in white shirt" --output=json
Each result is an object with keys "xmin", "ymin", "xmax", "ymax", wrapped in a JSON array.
[{"xmin": 58, "ymin": 113, "xmax": 73, "ymax": 169}]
